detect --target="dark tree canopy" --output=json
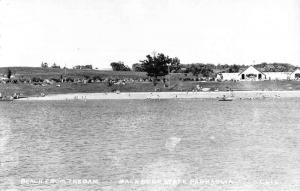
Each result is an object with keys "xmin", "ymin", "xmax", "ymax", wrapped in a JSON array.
[
  {"xmin": 73, "ymin": 65, "xmax": 93, "ymax": 70},
  {"xmin": 254, "ymin": 63, "xmax": 295, "ymax": 72},
  {"xmin": 185, "ymin": 63, "xmax": 214, "ymax": 77},
  {"xmin": 41, "ymin": 62, "xmax": 48, "ymax": 68},
  {"xmin": 51, "ymin": 63, "xmax": 60, "ymax": 69},
  {"xmin": 228, "ymin": 64, "xmax": 240, "ymax": 73},
  {"xmin": 110, "ymin": 61, "xmax": 131, "ymax": 71},
  {"xmin": 132, "ymin": 63, "xmax": 145, "ymax": 72},
  {"xmin": 140, "ymin": 53, "xmax": 172, "ymax": 78},
  {"xmin": 170, "ymin": 57, "xmax": 181, "ymax": 72}
]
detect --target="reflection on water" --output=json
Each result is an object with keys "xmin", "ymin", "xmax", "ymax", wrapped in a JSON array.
[{"xmin": 0, "ymin": 99, "xmax": 300, "ymax": 190}]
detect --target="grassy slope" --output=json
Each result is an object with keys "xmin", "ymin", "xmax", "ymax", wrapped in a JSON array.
[
  {"xmin": 1, "ymin": 67, "xmax": 300, "ymax": 97},
  {"xmin": 0, "ymin": 67, "xmax": 147, "ymax": 79}
]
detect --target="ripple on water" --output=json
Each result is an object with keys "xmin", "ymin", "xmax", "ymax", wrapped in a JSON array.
[
  {"xmin": 0, "ymin": 117, "xmax": 19, "ymax": 190},
  {"xmin": 138, "ymin": 157, "xmax": 188, "ymax": 191}
]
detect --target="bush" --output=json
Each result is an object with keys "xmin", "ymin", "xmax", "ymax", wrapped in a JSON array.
[
  {"xmin": 32, "ymin": 77, "xmax": 43, "ymax": 82},
  {"xmin": 19, "ymin": 78, "xmax": 26, "ymax": 83},
  {"xmin": 50, "ymin": 78, "xmax": 61, "ymax": 83},
  {"xmin": 92, "ymin": 75, "xmax": 103, "ymax": 81},
  {"xmin": 183, "ymin": 78, "xmax": 192, "ymax": 81},
  {"xmin": 65, "ymin": 77, "xmax": 74, "ymax": 82},
  {"xmin": 83, "ymin": 75, "xmax": 90, "ymax": 79},
  {"xmin": 7, "ymin": 68, "xmax": 12, "ymax": 79}
]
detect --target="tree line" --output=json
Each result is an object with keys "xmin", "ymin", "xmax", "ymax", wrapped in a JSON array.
[
  {"xmin": 110, "ymin": 52, "xmax": 297, "ymax": 81},
  {"xmin": 36, "ymin": 52, "xmax": 297, "ymax": 86}
]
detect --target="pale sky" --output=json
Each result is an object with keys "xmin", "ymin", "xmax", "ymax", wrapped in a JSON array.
[{"xmin": 0, "ymin": 0, "xmax": 300, "ymax": 69}]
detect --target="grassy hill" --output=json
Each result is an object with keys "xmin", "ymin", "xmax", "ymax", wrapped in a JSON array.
[{"xmin": 0, "ymin": 67, "xmax": 147, "ymax": 80}]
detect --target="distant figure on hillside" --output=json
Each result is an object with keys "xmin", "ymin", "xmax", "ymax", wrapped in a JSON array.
[{"xmin": 13, "ymin": 93, "xmax": 20, "ymax": 99}]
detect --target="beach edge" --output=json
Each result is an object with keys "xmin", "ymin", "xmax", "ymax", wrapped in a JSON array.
[{"xmin": 15, "ymin": 91, "xmax": 300, "ymax": 101}]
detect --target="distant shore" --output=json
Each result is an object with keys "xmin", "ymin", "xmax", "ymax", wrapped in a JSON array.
[{"xmin": 17, "ymin": 90, "xmax": 300, "ymax": 101}]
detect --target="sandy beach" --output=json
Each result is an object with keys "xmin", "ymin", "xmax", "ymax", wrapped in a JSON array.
[{"xmin": 17, "ymin": 90, "xmax": 300, "ymax": 101}]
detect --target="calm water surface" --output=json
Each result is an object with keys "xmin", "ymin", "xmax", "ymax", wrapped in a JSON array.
[{"xmin": 0, "ymin": 99, "xmax": 299, "ymax": 191}]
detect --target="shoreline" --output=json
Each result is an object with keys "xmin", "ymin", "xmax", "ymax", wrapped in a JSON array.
[{"xmin": 16, "ymin": 90, "xmax": 300, "ymax": 101}]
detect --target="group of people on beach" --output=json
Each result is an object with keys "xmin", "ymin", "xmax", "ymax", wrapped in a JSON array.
[{"xmin": 0, "ymin": 92, "xmax": 21, "ymax": 101}]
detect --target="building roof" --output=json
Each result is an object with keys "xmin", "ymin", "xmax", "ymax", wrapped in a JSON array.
[
  {"xmin": 238, "ymin": 66, "xmax": 265, "ymax": 76},
  {"xmin": 291, "ymin": 68, "xmax": 300, "ymax": 75}
]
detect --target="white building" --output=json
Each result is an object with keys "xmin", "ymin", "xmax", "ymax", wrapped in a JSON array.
[{"xmin": 217, "ymin": 66, "xmax": 300, "ymax": 81}]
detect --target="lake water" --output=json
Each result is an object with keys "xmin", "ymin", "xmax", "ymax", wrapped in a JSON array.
[{"xmin": 0, "ymin": 99, "xmax": 299, "ymax": 191}]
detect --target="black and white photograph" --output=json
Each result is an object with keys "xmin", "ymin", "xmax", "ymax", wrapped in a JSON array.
[{"xmin": 0, "ymin": 0, "xmax": 299, "ymax": 190}]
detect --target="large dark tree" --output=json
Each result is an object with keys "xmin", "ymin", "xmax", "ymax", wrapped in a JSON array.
[
  {"xmin": 110, "ymin": 61, "xmax": 131, "ymax": 71},
  {"xmin": 140, "ymin": 53, "xmax": 172, "ymax": 85}
]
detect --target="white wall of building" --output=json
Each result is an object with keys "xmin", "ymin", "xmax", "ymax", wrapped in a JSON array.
[
  {"xmin": 220, "ymin": 73, "xmax": 239, "ymax": 81},
  {"xmin": 264, "ymin": 72, "xmax": 290, "ymax": 80}
]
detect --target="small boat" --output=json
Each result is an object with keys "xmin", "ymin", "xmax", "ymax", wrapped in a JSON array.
[
  {"xmin": 219, "ymin": 98, "xmax": 233, "ymax": 101},
  {"xmin": 218, "ymin": 95, "xmax": 233, "ymax": 101},
  {"xmin": 16, "ymin": 96, "xmax": 28, "ymax": 99},
  {"xmin": 202, "ymin": 88, "xmax": 211, "ymax": 92}
]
